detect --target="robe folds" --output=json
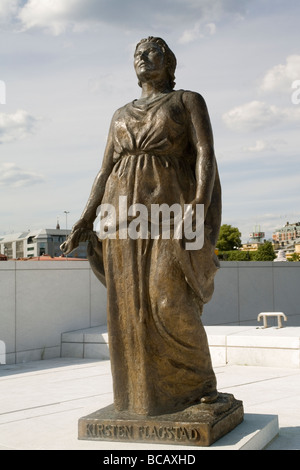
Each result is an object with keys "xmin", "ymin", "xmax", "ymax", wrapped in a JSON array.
[{"xmin": 94, "ymin": 90, "xmax": 221, "ymax": 415}]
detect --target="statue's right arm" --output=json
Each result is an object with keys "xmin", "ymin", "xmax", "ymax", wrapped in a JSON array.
[
  {"xmin": 72, "ymin": 117, "xmax": 116, "ymax": 232},
  {"xmin": 61, "ymin": 114, "xmax": 117, "ymax": 255}
]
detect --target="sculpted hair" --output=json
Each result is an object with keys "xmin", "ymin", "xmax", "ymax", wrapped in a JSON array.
[{"xmin": 135, "ymin": 36, "xmax": 177, "ymax": 89}]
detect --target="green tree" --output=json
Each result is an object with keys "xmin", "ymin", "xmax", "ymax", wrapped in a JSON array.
[
  {"xmin": 216, "ymin": 224, "xmax": 242, "ymax": 251},
  {"xmin": 253, "ymin": 241, "xmax": 276, "ymax": 261},
  {"xmin": 227, "ymin": 250, "xmax": 254, "ymax": 261}
]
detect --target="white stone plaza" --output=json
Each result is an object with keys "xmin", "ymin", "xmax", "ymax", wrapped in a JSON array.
[
  {"xmin": 1, "ymin": 259, "xmax": 300, "ymax": 450},
  {"xmin": 0, "ymin": 357, "xmax": 299, "ymax": 450}
]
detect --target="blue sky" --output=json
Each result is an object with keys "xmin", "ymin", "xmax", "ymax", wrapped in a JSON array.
[{"xmin": 0, "ymin": 0, "xmax": 299, "ymax": 241}]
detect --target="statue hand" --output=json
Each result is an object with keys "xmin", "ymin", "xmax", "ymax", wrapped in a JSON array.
[{"xmin": 60, "ymin": 219, "xmax": 94, "ymax": 255}]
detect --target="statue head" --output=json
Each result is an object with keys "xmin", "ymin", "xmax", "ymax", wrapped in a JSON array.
[{"xmin": 135, "ymin": 36, "xmax": 176, "ymax": 90}]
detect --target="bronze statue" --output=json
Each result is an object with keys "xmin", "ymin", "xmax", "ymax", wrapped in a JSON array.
[{"xmin": 62, "ymin": 37, "xmax": 222, "ymax": 417}]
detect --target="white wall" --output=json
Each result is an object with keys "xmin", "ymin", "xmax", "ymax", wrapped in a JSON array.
[
  {"xmin": 1, "ymin": 260, "xmax": 300, "ymax": 364},
  {"xmin": 0, "ymin": 261, "xmax": 107, "ymax": 364},
  {"xmin": 203, "ymin": 261, "xmax": 300, "ymax": 326}
]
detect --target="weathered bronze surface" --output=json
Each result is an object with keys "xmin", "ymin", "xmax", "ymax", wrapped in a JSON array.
[
  {"xmin": 61, "ymin": 36, "xmax": 243, "ymax": 445},
  {"xmin": 78, "ymin": 394, "xmax": 243, "ymax": 447}
]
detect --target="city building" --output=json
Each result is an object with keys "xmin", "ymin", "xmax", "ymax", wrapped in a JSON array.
[
  {"xmin": 272, "ymin": 221, "xmax": 300, "ymax": 246},
  {"xmin": 272, "ymin": 221, "xmax": 300, "ymax": 256},
  {"xmin": 240, "ymin": 242, "xmax": 262, "ymax": 252},
  {"xmin": 240, "ymin": 226, "xmax": 265, "ymax": 252},
  {"xmin": 0, "ymin": 228, "xmax": 87, "ymax": 259}
]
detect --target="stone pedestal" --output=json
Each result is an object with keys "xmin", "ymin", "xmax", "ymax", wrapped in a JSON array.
[{"xmin": 78, "ymin": 393, "xmax": 243, "ymax": 447}]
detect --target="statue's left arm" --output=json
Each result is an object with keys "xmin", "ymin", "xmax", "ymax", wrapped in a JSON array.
[{"xmin": 183, "ymin": 91, "xmax": 216, "ymax": 218}]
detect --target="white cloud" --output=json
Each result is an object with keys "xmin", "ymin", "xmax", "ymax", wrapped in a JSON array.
[
  {"xmin": 221, "ymin": 170, "xmax": 300, "ymax": 241},
  {"xmin": 0, "ymin": 109, "xmax": 41, "ymax": 144},
  {"xmin": 260, "ymin": 55, "xmax": 300, "ymax": 93},
  {"xmin": 179, "ymin": 22, "xmax": 216, "ymax": 44},
  {"xmin": 223, "ymin": 100, "xmax": 300, "ymax": 131},
  {"xmin": 14, "ymin": 0, "xmax": 248, "ymax": 35},
  {"xmin": 0, "ymin": 163, "xmax": 44, "ymax": 187},
  {"xmin": 0, "ymin": 0, "xmax": 21, "ymax": 25},
  {"xmin": 242, "ymin": 139, "xmax": 273, "ymax": 153},
  {"xmin": 243, "ymin": 138, "xmax": 287, "ymax": 153},
  {"xmin": 206, "ymin": 22, "xmax": 217, "ymax": 35},
  {"xmin": 18, "ymin": 0, "xmax": 81, "ymax": 35},
  {"xmin": 223, "ymin": 56, "xmax": 300, "ymax": 134},
  {"xmin": 242, "ymin": 139, "xmax": 280, "ymax": 153}
]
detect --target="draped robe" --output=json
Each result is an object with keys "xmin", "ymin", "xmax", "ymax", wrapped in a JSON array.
[{"xmin": 96, "ymin": 90, "xmax": 221, "ymax": 415}]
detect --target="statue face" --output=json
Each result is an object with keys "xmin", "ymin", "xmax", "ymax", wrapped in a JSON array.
[{"xmin": 134, "ymin": 42, "xmax": 167, "ymax": 83}]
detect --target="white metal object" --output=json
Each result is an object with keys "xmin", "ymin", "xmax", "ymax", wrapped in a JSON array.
[{"xmin": 257, "ymin": 312, "xmax": 287, "ymax": 329}]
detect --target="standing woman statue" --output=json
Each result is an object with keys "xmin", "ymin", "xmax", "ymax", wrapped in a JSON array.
[{"xmin": 62, "ymin": 37, "xmax": 221, "ymax": 416}]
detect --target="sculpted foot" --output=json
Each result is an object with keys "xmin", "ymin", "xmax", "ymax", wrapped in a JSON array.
[{"xmin": 200, "ymin": 390, "xmax": 218, "ymax": 404}]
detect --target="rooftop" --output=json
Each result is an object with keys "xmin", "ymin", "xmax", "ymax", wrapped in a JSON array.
[
  {"xmin": 0, "ymin": 228, "xmax": 70, "ymax": 243},
  {"xmin": 0, "ymin": 354, "xmax": 299, "ymax": 450},
  {"xmin": 16, "ymin": 255, "xmax": 86, "ymax": 261},
  {"xmin": 273, "ymin": 222, "xmax": 300, "ymax": 233}
]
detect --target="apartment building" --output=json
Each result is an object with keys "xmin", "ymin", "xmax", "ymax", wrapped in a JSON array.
[
  {"xmin": 272, "ymin": 221, "xmax": 300, "ymax": 258},
  {"xmin": 0, "ymin": 228, "xmax": 87, "ymax": 259}
]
